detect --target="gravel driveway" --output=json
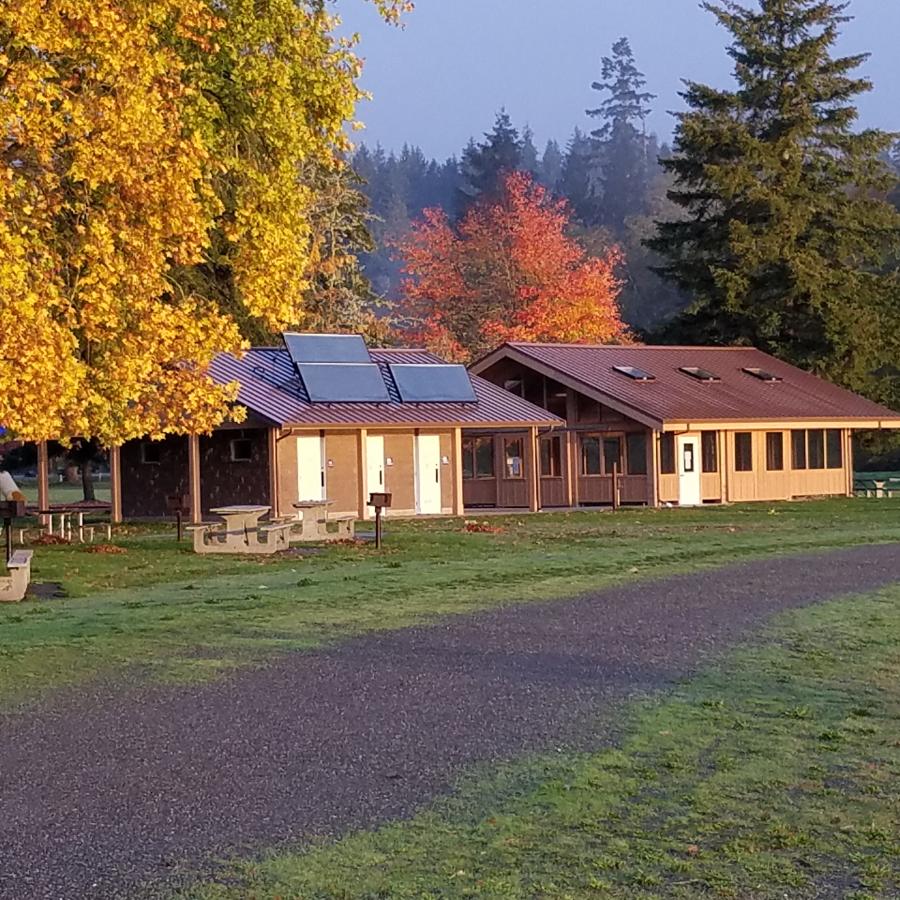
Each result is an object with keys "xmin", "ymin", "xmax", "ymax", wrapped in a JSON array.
[{"xmin": 1, "ymin": 543, "xmax": 899, "ymax": 899}]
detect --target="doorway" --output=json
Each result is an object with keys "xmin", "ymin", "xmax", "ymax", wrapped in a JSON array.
[
  {"xmin": 366, "ymin": 435, "xmax": 385, "ymax": 516},
  {"xmin": 677, "ymin": 434, "xmax": 701, "ymax": 506},
  {"xmin": 415, "ymin": 434, "xmax": 442, "ymax": 514},
  {"xmin": 296, "ymin": 435, "xmax": 325, "ymax": 502}
]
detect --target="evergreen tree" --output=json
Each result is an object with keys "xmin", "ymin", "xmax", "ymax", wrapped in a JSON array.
[
  {"xmin": 458, "ymin": 110, "xmax": 523, "ymax": 209},
  {"xmin": 649, "ymin": 0, "xmax": 900, "ymax": 404},
  {"xmin": 540, "ymin": 139, "xmax": 564, "ymax": 190},
  {"xmin": 558, "ymin": 128, "xmax": 598, "ymax": 223},
  {"xmin": 521, "ymin": 126, "xmax": 541, "ymax": 177},
  {"xmin": 587, "ymin": 37, "xmax": 656, "ymax": 232}
]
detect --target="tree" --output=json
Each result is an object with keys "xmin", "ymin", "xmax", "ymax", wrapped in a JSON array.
[
  {"xmin": 458, "ymin": 110, "xmax": 523, "ymax": 211},
  {"xmin": 587, "ymin": 37, "xmax": 656, "ymax": 232},
  {"xmin": 0, "ymin": 0, "xmax": 409, "ymax": 444},
  {"xmin": 397, "ymin": 172, "xmax": 627, "ymax": 361},
  {"xmin": 540, "ymin": 139, "xmax": 564, "ymax": 190},
  {"xmin": 649, "ymin": 0, "xmax": 900, "ymax": 405},
  {"xmin": 558, "ymin": 128, "xmax": 598, "ymax": 224}
]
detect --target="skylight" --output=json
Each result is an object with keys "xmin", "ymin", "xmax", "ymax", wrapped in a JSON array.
[
  {"xmin": 679, "ymin": 366, "xmax": 720, "ymax": 382},
  {"xmin": 613, "ymin": 365, "xmax": 656, "ymax": 382},
  {"xmin": 743, "ymin": 367, "xmax": 783, "ymax": 383}
]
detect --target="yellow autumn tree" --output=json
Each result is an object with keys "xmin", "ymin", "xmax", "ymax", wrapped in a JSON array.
[{"xmin": 0, "ymin": 0, "xmax": 410, "ymax": 444}]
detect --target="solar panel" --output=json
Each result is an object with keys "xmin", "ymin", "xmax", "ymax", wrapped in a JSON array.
[
  {"xmin": 679, "ymin": 366, "xmax": 721, "ymax": 382},
  {"xmin": 613, "ymin": 365, "xmax": 656, "ymax": 382},
  {"xmin": 743, "ymin": 367, "xmax": 783, "ymax": 383},
  {"xmin": 297, "ymin": 363, "xmax": 390, "ymax": 402},
  {"xmin": 283, "ymin": 333, "xmax": 371, "ymax": 364},
  {"xmin": 390, "ymin": 364, "xmax": 477, "ymax": 403}
]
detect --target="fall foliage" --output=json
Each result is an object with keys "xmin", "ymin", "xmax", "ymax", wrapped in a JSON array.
[
  {"xmin": 397, "ymin": 172, "xmax": 627, "ymax": 361},
  {"xmin": 0, "ymin": 0, "xmax": 409, "ymax": 444}
]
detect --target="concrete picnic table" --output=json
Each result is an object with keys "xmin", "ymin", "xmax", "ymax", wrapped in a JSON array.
[
  {"xmin": 190, "ymin": 505, "xmax": 292, "ymax": 555},
  {"xmin": 292, "ymin": 500, "xmax": 355, "ymax": 542}
]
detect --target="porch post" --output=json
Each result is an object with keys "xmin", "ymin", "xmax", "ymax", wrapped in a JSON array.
[
  {"xmin": 647, "ymin": 429, "xmax": 660, "ymax": 508},
  {"xmin": 37, "ymin": 440, "xmax": 50, "ymax": 524},
  {"xmin": 845, "ymin": 429, "xmax": 854, "ymax": 497},
  {"xmin": 563, "ymin": 431, "xmax": 575, "ymax": 508},
  {"xmin": 108, "ymin": 445, "xmax": 123, "ymax": 524},
  {"xmin": 451, "ymin": 427, "xmax": 465, "ymax": 517},
  {"xmin": 267, "ymin": 428, "xmax": 280, "ymax": 517},
  {"xmin": 526, "ymin": 426, "xmax": 540, "ymax": 512},
  {"xmin": 357, "ymin": 428, "xmax": 368, "ymax": 520},
  {"xmin": 188, "ymin": 433, "xmax": 202, "ymax": 524},
  {"xmin": 720, "ymin": 430, "xmax": 730, "ymax": 503}
]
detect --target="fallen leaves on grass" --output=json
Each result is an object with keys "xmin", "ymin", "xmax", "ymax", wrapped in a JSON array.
[
  {"xmin": 32, "ymin": 534, "xmax": 70, "ymax": 545},
  {"xmin": 464, "ymin": 521, "xmax": 506, "ymax": 534},
  {"xmin": 84, "ymin": 544, "xmax": 127, "ymax": 555}
]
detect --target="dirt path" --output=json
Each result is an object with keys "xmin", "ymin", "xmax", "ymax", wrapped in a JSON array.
[{"xmin": 1, "ymin": 543, "xmax": 899, "ymax": 899}]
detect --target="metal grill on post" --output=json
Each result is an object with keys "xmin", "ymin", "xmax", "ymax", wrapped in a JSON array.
[
  {"xmin": 166, "ymin": 493, "xmax": 191, "ymax": 542},
  {"xmin": 368, "ymin": 492, "xmax": 392, "ymax": 549}
]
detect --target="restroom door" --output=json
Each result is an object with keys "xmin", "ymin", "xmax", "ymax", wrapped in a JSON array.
[
  {"xmin": 296, "ymin": 435, "xmax": 325, "ymax": 502},
  {"xmin": 677, "ymin": 434, "xmax": 702, "ymax": 507},
  {"xmin": 415, "ymin": 434, "xmax": 442, "ymax": 514},
  {"xmin": 366, "ymin": 435, "xmax": 385, "ymax": 515}
]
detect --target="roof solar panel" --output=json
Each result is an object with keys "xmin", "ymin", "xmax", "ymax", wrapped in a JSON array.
[
  {"xmin": 283, "ymin": 332, "xmax": 371, "ymax": 364},
  {"xmin": 297, "ymin": 363, "xmax": 390, "ymax": 402},
  {"xmin": 390, "ymin": 364, "xmax": 477, "ymax": 403}
]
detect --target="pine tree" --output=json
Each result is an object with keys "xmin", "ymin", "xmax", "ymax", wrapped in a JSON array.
[
  {"xmin": 587, "ymin": 37, "xmax": 656, "ymax": 232},
  {"xmin": 649, "ymin": 0, "xmax": 900, "ymax": 404},
  {"xmin": 458, "ymin": 110, "xmax": 523, "ymax": 210},
  {"xmin": 540, "ymin": 139, "xmax": 564, "ymax": 191},
  {"xmin": 558, "ymin": 128, "xmax": 598, "ymax": 224}
]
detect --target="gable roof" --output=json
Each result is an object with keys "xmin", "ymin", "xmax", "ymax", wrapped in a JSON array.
[
  {"xmin": 210, "ymin": 347, "xmax": 562, "ymax": 429},
  {"xmin": 470, "ymin": 343, "xmax": 900, "ymax": 429}
]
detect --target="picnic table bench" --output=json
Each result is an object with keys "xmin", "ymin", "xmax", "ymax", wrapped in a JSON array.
[
  {"xmin": 0, "ymin": 549, "xmax": 33, "ymax": 602},
  {"xmin": 190, "ymin": 505, "xmax": 292, "ymax": 555},
  {"xmin": 292, "ymin": 500, "xmax": 355, "ymax": 542}
]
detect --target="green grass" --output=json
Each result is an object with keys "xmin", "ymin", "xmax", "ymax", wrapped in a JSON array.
[
  {"xmin": 16, "ymin": 477, "xmax": 111, "ymax": 505},
  {"xmin": 1, "ymin": 498, "xmax": 898, "ymax": 705},
  {"xmin": 182, "ymin": 582, "xmax": 900, "ymax": 900}
]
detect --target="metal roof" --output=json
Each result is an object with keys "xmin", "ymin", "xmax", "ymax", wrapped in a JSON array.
[
  {"xmin": 209, "ymin": 347, "xmax": 562, "ymax": 429},
  {"xmin": 470, "ymin": 343, "xmax": 900, "ymax": 426}
]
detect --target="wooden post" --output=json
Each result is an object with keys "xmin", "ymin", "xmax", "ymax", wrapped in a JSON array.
[
  {"xmin": 357, "ymin": 428, "xmax": 368, "ymax": 520},
  {"xmin": 563, "ymin": 431, "xmax": 575, "ymax": 508},
  {"xmin": 37, "ymin": 440, "xmax": 50, "ymax": 525},
  {"xmin": 720, "ymin": 430, "xmax": 730, "ymax": 503},
  {"xmin": 267, "ymin": 428, "xmax": 280, "ymax": 517},
  {"xmin": 188, "ymin": 433, "xmax": 202, "ymax": 524},
  {"xmin": 108, "ymin": 445, "xmax": 122, "ymax": 524},
  {"xmin": 451, "ymin": 427, "xmax": 465, "ymax": 517},
  {"xmin": 647, "ymin": 430, "xmax": 659, "ymax": 508},
  {"xmin": 525, "ymin": 426, "xmax": 540, "ymax": 512},
  {"xmin": 611, "ymin": 461, "xmax": 620, "ymax": 510},
  {"xmin": 845, "ymin": 428, "xmax": 854, "ymax": 497}
]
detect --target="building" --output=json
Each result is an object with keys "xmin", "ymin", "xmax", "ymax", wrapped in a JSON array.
[
  {"xmin": 116, "ymin": 334, "xmax": 561, "ymax": 522},
  {"xmin": 467, "ymin": 343, "xmax": 900, "ymax": 509}
]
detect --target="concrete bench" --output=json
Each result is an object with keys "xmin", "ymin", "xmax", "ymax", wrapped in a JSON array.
[{"xmin": 1, "ymin": 549, "xmax": 33, "ymax": 603}]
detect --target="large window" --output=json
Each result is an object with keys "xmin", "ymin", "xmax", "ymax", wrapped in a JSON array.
[
  {"xmin": 808, "ymin": 429, "xmax": 825, "ymax": 469},
  {"xmin": 660, "ymin": 433, "xmax": 676, "ymax": 475},
  {"xmin": 765, "ymin": 432, "xmax": 784, "ymax": 471},
  {"xmin": 580, "ymin": 436, "xmax": 625, "ymax": 475},
  {"xmin": 626, "ymin": 433, "xmax": 648, "ymax": 475},
  {"xmin": 603, "ymin": 438, "xmax": 622, "ymax": 475},
  {"xmin": 462, "ymin": 437, "xmax": 494, "ymax": 479},
  {"xmin": 581, "ymin": 436, "xmax": 602, "ymax": 475},
  {"xmin": 503, "ymin": 437, "xmax": 524, "ymax": 479},
  {"xmin": 826, "ymin": 429, "xmax": 843, "ymax": 469},
  {"xmin": 701, "ymin": 432, "xmax": 718, "ymax": 473},
  {"xmin": 792, "ymin": 430, "xmax": 807, "ymax": 470},
  {"xmin": 540, "ymin": 436, "xmax": 563, "ymax": 477},
  {"xmin": 734, "ymin": 433, "xmax": 753, "ymax": 472}
]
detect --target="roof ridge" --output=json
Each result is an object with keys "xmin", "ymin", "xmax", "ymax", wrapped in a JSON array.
[{"xmin": 514, "ymin": 342, "xmax": 762, "ymax": 352}]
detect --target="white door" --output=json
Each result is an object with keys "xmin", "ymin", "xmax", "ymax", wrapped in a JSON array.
[
  {"xmin": 366, "ymin": 435, "xmax": 385, "ymax": 515},
  {"xmin": 415, "ymin": 434, "xmax": 442, "ymax": 514},
  {"xmin": 677, "ymin": 434, "xmax": 702, "ymax": 507},
  {"xmin": 297, "ymin": 435, "xmax": 325, "ymax": 502}
]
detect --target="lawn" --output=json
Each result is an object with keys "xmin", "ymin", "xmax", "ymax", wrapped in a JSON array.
[
  {"xmin": 1, "ymin": 498, "xmax": 898, "ymax": 706},
  {"xmin": 185, "ymin": 581, "xmax": 900, "ymax": 900}
]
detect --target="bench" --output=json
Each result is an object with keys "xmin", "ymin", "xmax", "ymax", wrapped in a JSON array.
[
  {"xmin": 1, "ymin": 549, "xmax": 33, "ymax": 603},
  {"xmin": 259, "ymin": 522, "xmax": 294, "ymax": 551},
  {"xmin": 330, "ymin": 514, "xmax": 356, "ymax": 540}
]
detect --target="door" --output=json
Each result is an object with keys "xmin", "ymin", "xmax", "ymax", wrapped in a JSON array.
[
  {"xmin": 415, "ymin": 434, "xmax": 442, "ymax": 514},
  {"xmin": 366, "ymin": 435, "xmax": 385, "ymax": 516},
  {"xmin": 296, "ymin": 435, "xmax": 325, "ymax": 502},
  {"xmin": 677, "ymin": 434, "xmax": 701, "ymax": 507}
]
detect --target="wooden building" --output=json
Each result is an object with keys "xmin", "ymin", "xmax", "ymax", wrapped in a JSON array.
[
  {"xmin": 116, "ymin": 335, "xmax": 560, "ymax": 522},
  {"xmin": 467, "ymin": 343, "xmax": 900, "ymax": 509}
]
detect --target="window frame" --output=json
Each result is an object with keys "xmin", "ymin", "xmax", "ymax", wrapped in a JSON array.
[
  {"xmin": 580, "ymin": 435, "xmax": 602, "ymax": 476},
  {"xmin": 140, "ymin": 442, "xmax": 162, "ymax": 465},
  {"xmin": 540, "ymin": 435, "xmax": 563, "ymax": 478},
  {"xmin": 791, "ymin": 430, "xmax": 807, "ymax": 470},
  {"xmin": 660, "ymin": 433, "xmax": 676, "ymax": 475},
  {"xmin": 701, "ymin": 432, "xmax": 718, "ymax": 474},
  {"xmin": 734, "ymin": 432, "xmax": 753, "ymax": 472},
  {"xmin": 765, "ymin": 432, "xmax": 784, "ymax": 471},
  {"xmin": 462, "ymin": 436, "xmax": 495, "ymax": 480},
  {"xmin": 229, "ymin": 437, "xmax": 254, "ymax": 463},
  {"xmin": 826, "ymin": 429, "xmax": 843, "ymax": 470},
  {"xmin": 502, "ymin": 436, "xmax": 525, "ymax": 480},
  {"xmin": 807, "ymin": 429, "xmax": 825, "ymax": 470},
  {"xmin": 625, "ymin": 432, "xmax": 648, "ymax": 476}
]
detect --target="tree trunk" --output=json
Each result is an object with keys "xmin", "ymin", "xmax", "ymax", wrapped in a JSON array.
[{"xmin": 81, "ymin": 459, "xmax": 95, "ymax": 502}]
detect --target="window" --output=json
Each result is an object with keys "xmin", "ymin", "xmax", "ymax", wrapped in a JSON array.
[
  {"xmin": 679, "ymin": 366, "xmax": 720, "ymax": 382},
  {"xmin": 603, "ymin": 438, "xmax": 622, "ymax": 475},
  {"xmin": 545, "ymin": 380, "xmax": 568, "ymax": 419},
  {"xmin": 792, "ymin": 430, "xmax": 807, "ymax": 469},
  {"xmin": 626, "ymin": 433, "xmax": 648, "ymax": 475},
  {"xmin": 230, "ymin": 438, "xmax": 254, "ymax": 462},
  {"xmin": 734, "ymin": 433, "xmax": 753, "ymax": 472},
  {"xmin": 743, "ymin": 367, "xmax": 783, "ymax": 383},
  {"xmin": 581, "ymin": 436, "xmax": 602, "ymax": 475},
  {"xmin": 140, "ymin": 442, "xmax": 161, "ymax": 465},
  {"xmin": 701, "ymin": 432, "xmax": 718, "ymax": 473},
  {"xmin": 540, "ymin": 436, "xmax": 563, "ymax": 477},
  {"xmin": 463, "ymin": 437, "xmax": 494, "ymax": 479},
  {"xmin": 613, "ymin": 365, "xmax": 656, "ymax": 382},
  {"xmin": 503, "ymin": 379, "xmax": 523, "ymax": 396},
  {"xmin": 660, "ymin": 433, "xmax": 676, "ymax": 475},
  {"xmin": 503, "ymin": 437, "xmax": 524, "ymax": 479},
  {"xmin": 808, "ymin": 429, "xmax": 825, "ymax": 469},
  {"xmin": 826, "ymin": 429, "xmax": 843, "ymax": 469},
  {"xmin": 766, "ymin": 432, "xmax": 784, "ymax": 471}
]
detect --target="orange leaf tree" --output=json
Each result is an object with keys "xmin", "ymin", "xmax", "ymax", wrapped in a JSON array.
[{"xmin": 397, "ymin": 171, "xmax": 627, "ymax": 361}]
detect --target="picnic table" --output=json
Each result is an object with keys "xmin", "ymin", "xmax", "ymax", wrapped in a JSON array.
[
  {"xmin": 292, "ymin": 500, "xmax": 355, "ymax": 542},
  {"xmin": 854, "ymin": 476, "xmax": 900, "ymax": 498},
  {"xmin": 190, "ymin": 505, "xmax": 292, "ymax": 555},
  {"xmin": 31, "ymin": 501, "xmax": 112, "ymax": 543}
]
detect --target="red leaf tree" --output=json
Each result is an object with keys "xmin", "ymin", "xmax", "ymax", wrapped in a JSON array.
[{"xmin": 396, "ymin": 171, "xmax": 628, "ymax": 361}]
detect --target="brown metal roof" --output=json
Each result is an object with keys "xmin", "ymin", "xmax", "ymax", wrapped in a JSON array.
[
  {"xmin": 471, "ymin": 343, "xmax": 900, "ymax": 427},
  {"xmin": 209, "ymin": 347, "xmax": 562, "ymax": 429}
]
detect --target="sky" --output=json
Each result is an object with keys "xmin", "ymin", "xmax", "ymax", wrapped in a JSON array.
[{"xmin": 339, "ymin": 0, "xmax": 900, "ymax": 160}]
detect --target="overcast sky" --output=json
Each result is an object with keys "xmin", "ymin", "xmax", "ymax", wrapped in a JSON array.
[{"xmin": 339, "ymin": 0, "xmax": 900, "ymax": 159}]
